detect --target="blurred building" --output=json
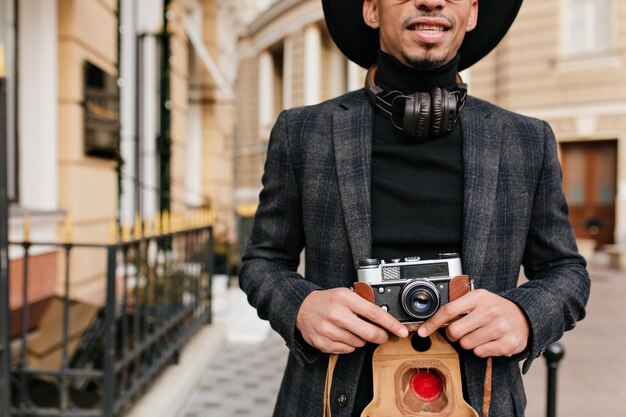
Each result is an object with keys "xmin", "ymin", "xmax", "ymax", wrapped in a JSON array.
[
  {"xmin": 235, "ymin": 0, "xmax": 366, "ymax": 252},
  {"xmin": 0, "ymin": 0, "xmax": 240, "ymax": 340},
  {"xmin": 468, "ymin": 0, "xmax": 626, "ymax": 254},
  {"xmin": 236, "ymin": 0, "xmax": 626, "ymax": 260}
]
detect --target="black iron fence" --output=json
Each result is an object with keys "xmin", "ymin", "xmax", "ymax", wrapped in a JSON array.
[{"xmin": 4, "ymin": 225, "xmax": 213, "ymax": 417}]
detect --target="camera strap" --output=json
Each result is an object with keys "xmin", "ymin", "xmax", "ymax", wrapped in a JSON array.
[
  {"xmin": 483, "ymin": 357, "xmax": 493, "ymax": 416},
  {"xmin": 322, "ymin": 354, "xmax": 338, "ymax": 417}
]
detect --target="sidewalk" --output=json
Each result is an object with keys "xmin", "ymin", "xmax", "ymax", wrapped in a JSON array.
[
  {"xmin": 522, "ymin": 254, "xmax": 626, "ymax": 417},
  {"xmin": 127, "ymin": 275, "xmax": 287, "ymax": 417},
  {"xmin": 179, "ymin": 331, "xmax": 287, "ymax": 417},
  {"xmin": 133, "ymin": 255, "xmax": 626, "ymax": 417},
  {"xmin": 178, "ymin": 276, "xmax": 287, "ymax": 417}
]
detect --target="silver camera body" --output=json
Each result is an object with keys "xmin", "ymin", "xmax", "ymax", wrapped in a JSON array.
[{"xmin": 357, "ymin": 254, "xmax": 463, "ymax": 324}]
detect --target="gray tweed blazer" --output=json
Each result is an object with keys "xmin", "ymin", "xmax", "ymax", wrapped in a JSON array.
[{"xmin": 240, "ymin": 90, "xmax": 590, "ymax": 417}]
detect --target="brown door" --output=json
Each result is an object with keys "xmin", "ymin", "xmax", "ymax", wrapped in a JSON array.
[{"xmin": 561, "ymin": 140, "xmax": 617, "ymax": 247}]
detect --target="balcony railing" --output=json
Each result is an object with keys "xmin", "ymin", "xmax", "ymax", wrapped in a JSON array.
[{"xmin": 2, "ymin": 223, "xmax": 214, "ymax": 417}]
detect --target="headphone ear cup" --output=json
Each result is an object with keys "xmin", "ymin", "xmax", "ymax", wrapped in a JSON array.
[
  {"xmin": 430, "ymin": 87, "xmax": 445, "ymax": 137},
  {"xmin": 431, "ymin": 87, "xmax": 458, "ymax": 137},
  {"xmin": 416, "ymin": 92, "xmax": 432, "ymax": 141},
  {"xmin": 403, "ymin": 92, "xmax": 431, "ymax": 141},
  {"xmin": 441, "ymin": 90, "xmax": 458, "ymax": 134},
  {"xmin": 403, "ymin": 94, "xmax": 418, "ymax": 140}
]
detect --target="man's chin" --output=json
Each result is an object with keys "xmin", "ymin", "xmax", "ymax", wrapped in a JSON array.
[{"xmin": 402, "ymin": 51, "xmax": 449, "ymax": 71}]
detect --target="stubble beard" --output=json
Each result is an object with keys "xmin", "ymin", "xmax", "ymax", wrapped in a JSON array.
[{"xmin": 402, "ymin": 46, "xmax": 450, "ymax": 71}]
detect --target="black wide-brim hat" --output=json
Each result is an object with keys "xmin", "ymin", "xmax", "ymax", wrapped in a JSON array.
[{"xmin": 322, "ymin": 0, "xmax": 523, "ymax": 71}]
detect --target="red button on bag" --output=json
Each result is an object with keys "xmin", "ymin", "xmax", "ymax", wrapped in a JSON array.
[{"xmin": 411, "ymin": 370, "xmax": 443, "ymax": 402}]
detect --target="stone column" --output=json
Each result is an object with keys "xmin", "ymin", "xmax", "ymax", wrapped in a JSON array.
[
  {"xmin": 18, "ymin": 0, "xmax": 58, "ymax": 211},
  {"xmin": 303, "ymin": 24, "xmax": 321, "ymax": 106},
  {"xmin": 258, "ymin": 50, "xmax": 274, "ymax": 137}
]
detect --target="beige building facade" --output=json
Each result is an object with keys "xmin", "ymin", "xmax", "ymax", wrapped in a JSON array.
[
  {"xmin": 237, "ymin": 0, "xmax": 626, "ymax": 257},
  {"xmin": 469, "ymin": 0, "xmax": 626, "ymax": 251},
  {"xmin": 2, "ymin": 0, "xmax": 239, "ymax": 325},
  {"xmin": 235, "ymin": 0, "xmax": 365, "ymax": 251}
]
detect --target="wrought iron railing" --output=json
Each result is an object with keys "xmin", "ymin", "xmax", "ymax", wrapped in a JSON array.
[{"xmin": 5, "ymin": 225, "xmax": 214, "ymax": 417}]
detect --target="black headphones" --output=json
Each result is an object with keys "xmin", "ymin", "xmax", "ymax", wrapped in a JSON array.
[{"xmin": 365, "ymin": 65, "xmax": 468, "ymax": 141}]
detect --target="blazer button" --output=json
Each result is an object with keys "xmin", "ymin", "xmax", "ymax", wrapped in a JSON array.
[{"xmin": 337, "ymin": 394, "xmax": 348, "ymax": 407}]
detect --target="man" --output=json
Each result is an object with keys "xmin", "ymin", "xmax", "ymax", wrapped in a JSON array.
[{"xmin": 240, "ymin": 0, "xmax": 590, "ymax": 416}]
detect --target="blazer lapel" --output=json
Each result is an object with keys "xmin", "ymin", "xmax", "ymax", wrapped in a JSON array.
[
  {"xmin": 333, "ymin": 95, "xmax": 373, "ymax": 270},
  {"xmin": 460, "ymin": 99, "xmax": 502, "ymax": 281}
]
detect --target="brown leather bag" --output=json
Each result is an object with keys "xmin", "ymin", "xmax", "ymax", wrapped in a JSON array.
[{"xmin": 323, "ymin": 276, "xmax": 492, "ymax": 417}]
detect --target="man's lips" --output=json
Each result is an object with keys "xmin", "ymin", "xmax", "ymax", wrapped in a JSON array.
[{"xmin": 406, "ymin": 17, "xmax": 451, "ymax": 44}]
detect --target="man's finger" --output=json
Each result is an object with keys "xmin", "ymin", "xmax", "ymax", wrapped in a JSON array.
[
  {"xmin": 321, "ymin": 341, "xmax": 359, "ymax": 355},
  {"xmin": 449, "ymin": 325, "xmax": 494, "ymax": 351},
  {"xmin": 350, "ymin": 295, "xmax": 409, "ymax": 338},
  {"xmin": 417, "ymin": 293, "xmax": 477, "ymax": 337},
  {"xmin": 471, "ymin": 339, "xmax": 509, "ymax": 358},
  {"xmin": 325, "ymin": 325, "xmax": 368, "ymax": 348},
  {"xmin": 444, "ymin": 309, "xmax": 485, "ymax": 342},
  {"xmin": 341, "ymin": 314, "xmax": 390, "ymax": 345}
]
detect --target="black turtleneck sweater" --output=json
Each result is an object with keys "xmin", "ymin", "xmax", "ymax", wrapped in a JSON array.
[
  {"xmin": 352, "ymin": 52, "xmax": 464, "ymax": 416},
  {"xmin": 371, "ymin": 51, "xmax": 464, "ymax": 260}
]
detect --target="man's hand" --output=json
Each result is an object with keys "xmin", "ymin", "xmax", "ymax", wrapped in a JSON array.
[
  {"xmin": 417, "ymin": 289, "xmax": 529, "ymax": 358},
  {"xmin": 296, "ymin": 288, "xmax": 409, "ymax": 354}
]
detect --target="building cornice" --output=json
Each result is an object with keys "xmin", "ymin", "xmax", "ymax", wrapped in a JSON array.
[
  {"xmin": 513, "ymin": 100, "xmax": 626, "ymax": 140},
  {"xmin": 242, "ymin": 0, "xmax": 324, "ymax": 55},
  {"xmin": 248, "ymin": 0, "xmax": 312, "ymax": 35},
  {"xmin": 515, "ymin": 100, "xmax": 626, "ymax": 121}
]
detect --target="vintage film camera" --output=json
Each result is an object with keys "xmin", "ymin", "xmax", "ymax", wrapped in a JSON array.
[
  {"xmin": 354, "ymin": 254, "xmax": 480, "ymax": 417},
  {"xmin": 356, "ymin": 253, "xmax": 467, "ymax": 324}
]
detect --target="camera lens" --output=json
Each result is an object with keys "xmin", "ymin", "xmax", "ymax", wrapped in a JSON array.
[
  {"xmin": 401, "ymin": 280, "xmax": 440, "ymax": 320},
  {"xmin": 412, "ymin": 293, "xmax": 431, "ymax": 310}
]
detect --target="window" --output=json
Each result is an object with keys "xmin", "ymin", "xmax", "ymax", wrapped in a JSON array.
[
  {"xmin": 564, "ymin": 0, "xmax": 612, "ymax": 56},
  {"xmin": 83, "ymin": 62, "xmax": 119, "ymax": 159}
]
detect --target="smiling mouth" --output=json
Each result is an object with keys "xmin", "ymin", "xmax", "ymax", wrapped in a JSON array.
[{"xmin": 407, "ymin": 24, "xmax": 449, "ymax": 32}]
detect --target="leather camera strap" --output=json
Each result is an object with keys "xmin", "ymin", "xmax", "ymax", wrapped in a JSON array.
[
  {"xmin": 483, "ymin": 356, "xmax": 493, "ymax": 417},
  {"xmin": 323, "ymin": 354, "xmax": 338, "ymax": 417}
]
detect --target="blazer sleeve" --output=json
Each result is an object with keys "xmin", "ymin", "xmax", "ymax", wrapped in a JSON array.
[
  {"xmin": 239, "ymin": 110, "xmax": 323, "ymax": 365},
  {"xmin": 501, "ymin": 121, "xmax": 590, "ymax": 373}
]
